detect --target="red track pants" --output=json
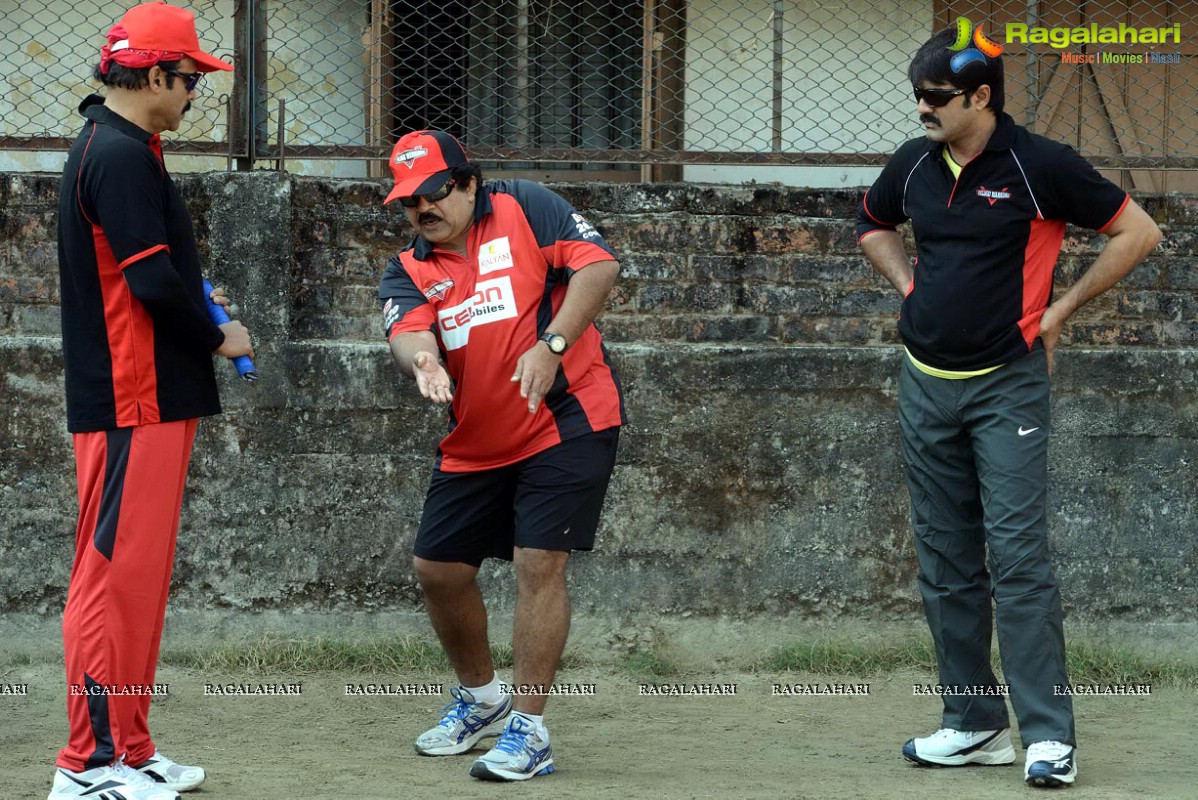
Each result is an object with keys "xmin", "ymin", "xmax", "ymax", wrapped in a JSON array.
[{"xmin": 57, "ymin": 419, "xmax": 197, "ymax": 771}]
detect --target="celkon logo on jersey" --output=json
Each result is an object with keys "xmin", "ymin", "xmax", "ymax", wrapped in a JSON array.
[
  {"xmin": 438, "ymin": 276, "xmax": 518, "ymax": 350},
  {"xmin": 478, "ymin": 237, "xmax": 515, "ymax": 274}
]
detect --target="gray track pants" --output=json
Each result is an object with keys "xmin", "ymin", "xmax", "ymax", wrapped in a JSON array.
[{"xmin": 898, "ymin": 344, "xmax": 1074, "ymax": 747}]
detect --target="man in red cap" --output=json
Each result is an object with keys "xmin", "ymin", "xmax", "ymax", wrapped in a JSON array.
[
  {"xmin": 379, "ymin": 130, "xmax": 625, "ymax": 781},
  {"xmin": 49, "ymin": 4, "xmax": 253, "ymax": 800}
]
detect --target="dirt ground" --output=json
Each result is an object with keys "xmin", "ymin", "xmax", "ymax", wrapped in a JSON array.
[{"xmin": 4, "ymin": 664, "xmax": 1196, "ymax": 800}]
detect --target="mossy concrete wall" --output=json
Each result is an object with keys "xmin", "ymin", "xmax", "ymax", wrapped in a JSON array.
[{"xmin": 2, "ymin": 173, "xmax": 1194, "ymax": 626}]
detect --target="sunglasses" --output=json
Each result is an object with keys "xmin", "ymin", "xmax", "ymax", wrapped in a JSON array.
[
  {"xmin": 913, "ymin": 87, "xmax": 968, "ymax": 107},
  {"xmin": 398, "ymin": 178, "xmax": 457, "ymax": 208},
  {"xmin": 163, "ymin": 68, "xmax": 204, "ymax": 92}
]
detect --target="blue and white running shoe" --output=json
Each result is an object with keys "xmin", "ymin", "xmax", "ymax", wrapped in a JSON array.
[
  {"xmin": 1025, "ymin": 740, "xmax": 1077, "ymax": 787},
  {"xmin": 469, "ymin": 715, "xmax": 556, "ymax": 781},
  {"xmin": 413, "ymin": 686, "xmax": 512, "ymax": 756}
]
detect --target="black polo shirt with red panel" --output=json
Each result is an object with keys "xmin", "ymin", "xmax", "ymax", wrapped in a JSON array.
[
  {"xmin": 857, "ymin": 112, "xmax": 1130, "ymax": 371},
  {"xmin": 379, "ymin": 179, "xmax": 625, "ymax": 472},
  {"xmin": 58, "ymin": 95, "xmax": 225, "ymax": 433}
]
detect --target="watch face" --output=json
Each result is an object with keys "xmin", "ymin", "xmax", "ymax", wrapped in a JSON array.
[{"xmin": 543, "ymin": 333, "xmax": 567, "ymax": 354}]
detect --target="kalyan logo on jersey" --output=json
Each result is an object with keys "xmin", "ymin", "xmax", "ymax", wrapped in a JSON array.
[
  {"xmin": 437, "ymin": 276, "xmax": 518, "ymax": 350},
  {"xmin": 478, "ymin": 236, "xmax": 515, "ymax": 274}
]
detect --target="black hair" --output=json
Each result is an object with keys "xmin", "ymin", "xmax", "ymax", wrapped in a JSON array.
[
  {"xmin": 92, "ymin": 59, "xmax": 181, "ymax": 91},
  {"xmin": 450, "ymin": 163, "xmax": 483, "ymax": 191},
  {"xmin": 908, "ymin": 27, "xmax": 1004, "ymax": 116}
]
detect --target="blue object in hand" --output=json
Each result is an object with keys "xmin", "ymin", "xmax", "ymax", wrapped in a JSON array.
[{"xmin": 203, "ymin": 279, "xmax": 257, "ymax": 381}]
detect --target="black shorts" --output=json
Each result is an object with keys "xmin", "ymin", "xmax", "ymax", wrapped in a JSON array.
[{"xmin": 414, "ymin": 427, "xmax": 620, "ymax": 567}]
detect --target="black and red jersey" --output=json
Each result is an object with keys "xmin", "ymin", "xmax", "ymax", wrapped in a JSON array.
[
  {"xmin": 379, "ymin": 179, "xmax": 625, "ymax": 472},
  {"xmin": 58, "ymin": 96, "xmax": 224, "ymax": 433},
  {"xmin": 857, "ymin": 112, "xmax": 1129, "ymax": 371}
]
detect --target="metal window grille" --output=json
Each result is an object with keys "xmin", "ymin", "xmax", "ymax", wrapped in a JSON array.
[{"xmin": 2, "ymin": 0, "xmax": 1196, "ymax": 182}]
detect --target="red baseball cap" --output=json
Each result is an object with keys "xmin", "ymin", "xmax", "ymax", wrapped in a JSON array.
[
  {"xmin": 384, "ymin": 130, "xmax": 470, "ymax": 206},
  {"xmin": 107, "ymin": 2, "xmax": 232, "ymax": 74}
]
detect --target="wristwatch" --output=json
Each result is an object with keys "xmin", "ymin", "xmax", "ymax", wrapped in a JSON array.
[{"xmin": 538, "ymin": 332, "xmax": 568, "ymax": 355}]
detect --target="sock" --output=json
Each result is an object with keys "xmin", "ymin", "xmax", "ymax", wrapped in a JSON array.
[
  {"xmin": 463, "ymin": 674, "xmax": 505, "ymax": 705},
  {"xmin": 512, "ymin": 711, "xmax": 548, "ymax": 737}
]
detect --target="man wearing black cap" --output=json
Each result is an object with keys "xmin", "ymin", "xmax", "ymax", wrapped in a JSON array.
[
  {"xmin": 50, "ymin": 4, "xmax": 253, "ymax": 800},
  {"xmin": 378, "ymin": 130, "xmax": 624, "ymax": 781}
]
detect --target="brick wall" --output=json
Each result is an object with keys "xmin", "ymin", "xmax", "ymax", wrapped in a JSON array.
[{"xmin": 1, "ymin": 172, "xmax": 1194, "ymax": 621}]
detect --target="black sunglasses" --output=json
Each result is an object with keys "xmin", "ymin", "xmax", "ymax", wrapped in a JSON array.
[
  {"xmin": 398, "ymin": 178, "xmax": 457, "ymax": 208},
  {"xmin": 163, "ymin": 68, "xmax": 203, "ymax": 92},
  {"xmin": 913, "ymin": 87, "xmax": 968, "ymax": 107}
]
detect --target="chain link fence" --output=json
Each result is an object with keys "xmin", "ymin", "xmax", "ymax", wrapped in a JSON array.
[{"xmin": 2, "ymin": 0, "xmax": 1196, "ymax": 176}]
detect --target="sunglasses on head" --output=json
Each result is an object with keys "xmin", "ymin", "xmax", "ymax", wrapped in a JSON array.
[
  {"xmin": 913, "ymin": 86, "xmax": 968, "ymax": 107},
  {"xmin": 398, "ymin": 178, "xmax": 457, "ymax": 208},
  {"xmin": 163, "ymin": 68, "xmax": 203, "ymax": 92}
]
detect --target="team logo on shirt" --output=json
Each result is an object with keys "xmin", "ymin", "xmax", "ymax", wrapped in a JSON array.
[
  {"xmin": 479, "ymin": 237, "xmax": 515, "ymax": 274},
  {"xmin": 572, "ymin": 213, "xmax": 600, "ymax": 239},
  {"xmin": 437, "ymin": 276, "xmax": 518, "ymax": 351},
  {"xmin": 977, "ymin": 186, "xmax": 1011, "ymax": 205},
  {"xmin": 423, "ymin": 279, "xmax": 455, "ymax": 301},
  {"xmin": 394, "ymin": 146, "xmax": 429, "ymax": 168},
  {"xmin": 383, "ymin": 298, "xmax": 401, "ymax": 328}
]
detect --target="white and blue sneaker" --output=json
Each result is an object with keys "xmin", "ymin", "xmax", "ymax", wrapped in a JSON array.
[
  {"xmin": 1025, "ymin": 740, "xmax": 1077, "ymax": 787},
  {"xmin": 902, "ymin": 727, "xmax": 1016, "ymax": 766},
  {"xmin": 414, "ymin": 686, "xmax": 513, "ymax": 756},
  {"xmin": 469, "ymin": 715, "xmax": 556, "ymax": 781}
]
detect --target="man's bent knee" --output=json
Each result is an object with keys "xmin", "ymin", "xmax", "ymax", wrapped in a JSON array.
[{"xmin": 413, "ymin": 556, "xmax": 478, "ymax": 594}]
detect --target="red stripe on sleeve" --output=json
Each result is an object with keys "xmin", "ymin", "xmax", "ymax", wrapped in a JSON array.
[
  {"xmin": 116, "ymin": 244, "xmax": 169, "ymax": 271},
  {"xmin": 861, "ymin": 190, "xmax": 899, "ymax": 227},
  {"xmin": 1096, "ymin": 194, "xmax": 1131, "ymax": 234}
]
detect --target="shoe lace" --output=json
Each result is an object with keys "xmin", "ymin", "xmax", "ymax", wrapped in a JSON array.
[
  {"xmin": 1029, "ymin": 740, "xmax": 1071, "ymax": 761},
  {"xmin": 436, "ymin": 686, "xmax": 476, "ymax": 729},
  {"xmin": 493, "ymin": 718, "xmax": 534, "ymax": 755},
  {"xmin": 110, "ymin": 760, "xmax": 157, "ymax": 789}
]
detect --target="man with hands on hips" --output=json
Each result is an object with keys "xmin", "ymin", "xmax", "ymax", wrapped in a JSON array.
[{"xmin": 378, "ymin": 130, "xmax": 624, "ymax": 782}]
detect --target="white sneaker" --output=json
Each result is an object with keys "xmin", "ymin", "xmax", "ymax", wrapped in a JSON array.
[
  {"xmin": 1025, "ymin": 740, "xmax": 1077, "ymax": 787},
  {"xmin": 133, "ymin": 751, "xmax": 206, "ymax": 792},
  {"xmin": 902, "ymin": 727, "xmax": 1016, "ymax": 766},
  {"xmin": 469, "ymin": 715, "xmax": 556, "ymax": 781},
  {"xmin": 48, "ymin": 761, "xmax": 180, "ymax": 800},
  {"xmin": 414, "ymin": 686, "xmax": 513, "ymax": 756}
]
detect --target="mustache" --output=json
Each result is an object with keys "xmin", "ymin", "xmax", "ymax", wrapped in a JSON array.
[
  {"xmin": 920, "ymin": 113, "xmax": 940, "ymax": 126},
  {"xmin": 418, "ymin": 212, "xmax": 442, "ymax": 225}
]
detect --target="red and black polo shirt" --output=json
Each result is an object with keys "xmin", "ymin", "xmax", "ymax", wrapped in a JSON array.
[
  {"xmin": 58, "ymin": 95, "xmax": 225, "ymax": 433},
  {"xmin": 379, "ymin": 179, "xmax": 625, "ymax": 472},
  {"xmin": 857, "ymin": 112, "xmax": 1130, "ymax": 372}
]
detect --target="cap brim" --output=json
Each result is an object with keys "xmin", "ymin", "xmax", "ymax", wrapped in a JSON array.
[
  {"xmin": 384, "ymin": 169, "xmax": 453, "ymax": 205},
  {"xmin": 191, "ymin": 49, "xmax": 233, "ymax": 72}
]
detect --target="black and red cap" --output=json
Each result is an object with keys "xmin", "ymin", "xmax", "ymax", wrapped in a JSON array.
[{"xmin": 384, "ymin": 130, "xmax": 470, "ymax": 206}]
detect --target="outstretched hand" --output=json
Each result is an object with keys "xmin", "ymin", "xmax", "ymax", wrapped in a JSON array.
[{"xmin": 413, "ymin": 351, "xmax": 453, "ymax": 404}]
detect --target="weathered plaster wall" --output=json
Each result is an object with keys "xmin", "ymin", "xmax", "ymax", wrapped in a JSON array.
[{"xmin": 1, "ymin": 173, "xmax": 1194, "ymax": 625}]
